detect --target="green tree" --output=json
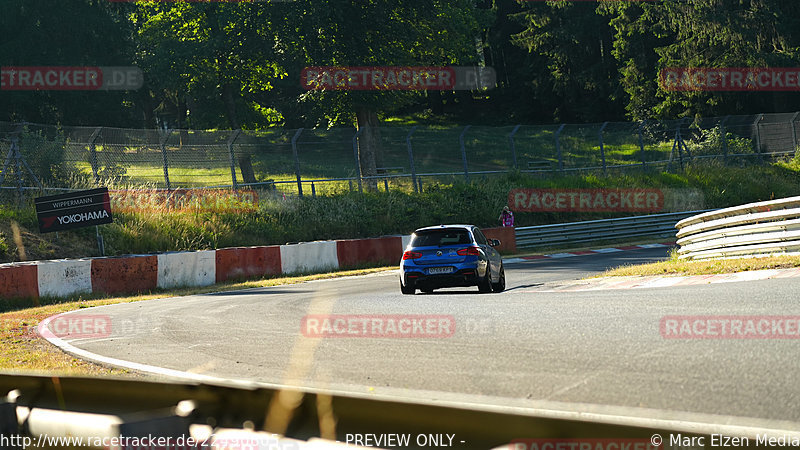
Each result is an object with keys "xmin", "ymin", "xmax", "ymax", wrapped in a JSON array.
[
  {"xmin": 606, "ymin": 0, "xmax": 800, "ymax": 119},
  {"xmin": 133, "ymin": 0, "xmax": 489, "ymax": 189},
  {"xmin": 511, "ymin": 1, "xmax": 625, "ymax": 122}
]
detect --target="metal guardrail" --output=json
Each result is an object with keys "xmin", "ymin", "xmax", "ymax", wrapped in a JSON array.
[
  {"xmin": 515, "ymin": 210, "xmax": 712, "ymax": 250},
  {"xmin": 676, "ymin": 196, "xmax": 800, "ymax": 260},
  {"xmin": 1, "ymin": 373, "xmax": 797, "ymax": 450}
]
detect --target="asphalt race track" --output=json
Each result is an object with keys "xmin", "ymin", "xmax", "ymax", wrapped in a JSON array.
[{"xmin": 48, "ymin": 247, "xmax": 800, "ymax": 429}]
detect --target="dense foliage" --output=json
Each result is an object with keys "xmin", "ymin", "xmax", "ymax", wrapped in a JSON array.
[{"xmin": 3, "ymin": 0, "xmax": 800, "ymax": 127}]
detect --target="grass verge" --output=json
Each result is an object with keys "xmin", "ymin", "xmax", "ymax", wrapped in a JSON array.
[
  {"xmin": 0, "ymin": 266, "xmax": 396, "ymax": 377},
  {"xmin": 602, "ymin": 251, "xmax": 800, "ymax": 277},
  {"xmin": 4, "ymin": 160, "xmax": 800, "ymax": 264}
]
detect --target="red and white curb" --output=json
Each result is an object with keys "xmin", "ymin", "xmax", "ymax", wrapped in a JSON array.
[
  {"xmin": 527, "ymin": 267, "xmax": 800, "ymax": 293},
  {"xmin": 503, "ymin": 242, "xmax": 675, "ymax": 264},
  {"xmin": 1, "ymin": 227, "xmax": 516, "ymax": 300}
]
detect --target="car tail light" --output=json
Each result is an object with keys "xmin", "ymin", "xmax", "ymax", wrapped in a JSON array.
[
  {"xmin": 403, "ymin": 251, "xmax": 422, "ymax": 260},
  {"xmin": 457, "ymin": 247, "xmax": 480, "ymax": 256}
]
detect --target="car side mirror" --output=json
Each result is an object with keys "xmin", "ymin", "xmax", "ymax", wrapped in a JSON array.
[{"xmin": 490, "ymin": 239, "xmax": 501, "ymax": 247}]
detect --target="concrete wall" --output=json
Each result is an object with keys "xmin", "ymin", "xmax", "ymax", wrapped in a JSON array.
[
  {"xmin": 0, "ymin": 229, "xmax": 515, "ymax": 300},
  {"xmin": 280, "ymin": 241, "xmax": 339, "ymax": 274}
]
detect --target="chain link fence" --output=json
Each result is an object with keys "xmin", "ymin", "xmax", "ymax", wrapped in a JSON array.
[{"xmin": 1, "ymin": 112, "xmax": 798, "ymax": 199}]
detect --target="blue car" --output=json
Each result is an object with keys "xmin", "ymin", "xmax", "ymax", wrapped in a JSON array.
[{"xmin": 400, "ymin": 224, "xmax": 506, "ymax": 294}]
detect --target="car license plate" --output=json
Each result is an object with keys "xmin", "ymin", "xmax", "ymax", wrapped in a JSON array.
[{"xmin": 428, "ymin": 267, "xmax": 453, "ymax": 275}]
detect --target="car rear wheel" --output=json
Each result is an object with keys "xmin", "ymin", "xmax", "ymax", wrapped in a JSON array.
[
  {"xmin": 401, "ymin": 281, "xmax": 415, "ymax": 295},
  {"xmin": 477, "ymin": 267, "xmax": 492, "ymax": 293},
  {"xmin": 491, "ymin": 265, "xmax": 506, "ymax": 292}
]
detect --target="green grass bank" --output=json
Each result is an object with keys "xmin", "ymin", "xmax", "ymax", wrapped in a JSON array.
[{"xmin": 1, "ymin": 159, "xmax": 799, "ymax": 264}]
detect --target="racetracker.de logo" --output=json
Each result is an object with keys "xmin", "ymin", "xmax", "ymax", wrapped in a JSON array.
[
  {"xmin": 301, "ymin": 66, "xmax": 495, "ymax": 91},
  {"xmin": 301, "ymin": 314, "xmax": 455, "ymax": 338},
  {"xmin": 509, "ymin": 188, "xmax": 664, "ymax": 213},
  {"xmin": 660, "ymin": 67, "xmax": 800, "ymax": 92},
  {"xmin": 43, "ymin": 314, "xmax": 112, "ymax": 339},
  {"xmin": 661, "ymin": 315, "xmax": 800, "ymax": 339},
  {"xmin": 1, "ymin": 66, "xmax": 143, "ymax": 91}
]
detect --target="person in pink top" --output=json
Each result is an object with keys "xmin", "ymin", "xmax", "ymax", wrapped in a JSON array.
[{"xmin": 499, "ymin": 206, "xmax": 515, "ymax": 227}]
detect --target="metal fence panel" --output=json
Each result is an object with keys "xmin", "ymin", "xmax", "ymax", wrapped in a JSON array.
[{"xmin": 1, "ymin": 112, "xmax": 798, "ymax": 194}]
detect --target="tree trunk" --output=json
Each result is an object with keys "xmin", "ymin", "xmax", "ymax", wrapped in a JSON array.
[
  {"xmin": 220, "ymin": 82, "xmax": 256, "ymax": 183},
  {"xmin": 238, "ymin": 154, "xmax": 257, "ymax": 184},
  {"xmin": 355, "ymin": 108, "xmax": 383, "ymax": 191}
]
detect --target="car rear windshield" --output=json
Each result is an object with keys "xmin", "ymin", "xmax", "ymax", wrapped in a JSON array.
[{"xmin": 411, "ymin": 229, "xmax": 472, "ymax": 247}]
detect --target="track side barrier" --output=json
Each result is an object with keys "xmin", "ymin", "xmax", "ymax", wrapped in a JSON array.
[
  {"xmin": 91, "ymin": 255, "xmax": 158, "ymax": 295},
  {"xmin": 676, "ymin": 196, "xmax": 800, "ymax": 260},
  {"xmin": 37, "ymin": 259, "xmax": 93, "ymax": 298},
  {"xmin": 482, "ymin": 227, "xmax": 516, "ymax": 254},
  {"xmin": 280, "ymin": 241, "xmax": 339, "ymax": 275},
  {"xmin": 0, "ymin": 263, "xmax": 38, "ymax": 299},
  {"xmin": 0, "ymin": 228, "xmax": 516, "ymax": 301},
  {"xmin": 515, "ymin": 210, "xmax": 711, "ymax": 250},
  {"xmin": 157, "ymin": 251, "xmax": 216, "ymax": 289},
  {"xmin": 215, "ymin": 246, "xmax": 281, "ymax": 283},
  {"xmin": 336, "ymin": 236, "xmax": 402, "ymax": 268},
  {"xmin": 0, "ymin": 373, "xmax": 795, "ymax": 450}
]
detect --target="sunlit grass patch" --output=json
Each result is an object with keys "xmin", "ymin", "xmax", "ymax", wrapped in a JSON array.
[{"xmin": 601, "ymin": 251, "xmax": 800, "ymax": 277}]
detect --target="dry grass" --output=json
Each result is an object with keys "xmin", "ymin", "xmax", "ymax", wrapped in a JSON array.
[
  {"xmin": 602, "ymin": 252, "xmax": 800, "ymax": 277},
  {"xmin": 0, "ymin": 266, "xmax": 396, "ymax": 376}
]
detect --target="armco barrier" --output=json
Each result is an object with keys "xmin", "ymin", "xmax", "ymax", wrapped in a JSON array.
[
  {"xmin": 91, "ymin": 255, "xmax": 158, "ymax": 295},
  {"xmin": 215, "ymin": 246, "xmax": 281, "ymax": 283},
  {"xmin": 676, "ymin": 196, "xmax": 800, "ymax": 260},
  {"xmin": 515, "ymin": 210, "xmax": 711, "ymax": 250},
  {"xmin": 1, "ymin": 373, "xmax": 793, "ymax": 450},
  {"xmin": 280, "ymin": 240, "xmax": 339, "ymax": 274},
  {"xmin": 0, "ymin": 227, "xmax": 517, "ymax": 300},
  {"xmin": 336, "ymin": 236, "xmax": 402, "ymax": 268}
]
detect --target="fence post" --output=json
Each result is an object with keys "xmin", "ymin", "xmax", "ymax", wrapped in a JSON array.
[
  {"xmin": 159, "ymin": 129, "xmax": 172, "ymax": 191},
  {"xmin": 459, "ymin": 125, "xmax": 471, "ymax": 182},
  {"xmin": 291, "ymin": 128, "xmax": 304, "ymax": 197},
  {"xmin": 352, "ymin": 128, "xmax": 363, "ymax": 193},
  {"xmin": 227, "ymin": 130, "xmax": 241, "ymax": 190},
  {"xmin": 555, "ymin": 124, "xmax": 565, "ymax": 173},
  {"xmin": 676, "ymin": 118, "xmax": 689, "ymax": 168},
  {"xmin": 638, "ymin": 120, "xmax": 646, "ymax": 167},
  {"xmin": 88, "ymin": 127, "xmax": 102, "ymax": 184},
  {"xmin": 406, "ymin": 126, "xmax": 418, "ymax": 193},
  {"xmin": 679, "ymin": 117, "xmax": 692, "ymax": 160},
  {"xmin": 598, "ymin": 122, "xmax": 608, "ymax": 176},
  {"xmin": 720, "ymin": 116, "xmax": 730, "ymax": 161},
  {"xmin": 508, "ymin": 125, "xmax": 521, "ymax": 170},
  {"xmin": 13, "ymin": 136, "xmax": 23, "ymax": 204},
  {"xmin": 753, "ymin": 114, "xmax": 764, "ymax": 162},
  {"xmin": 790, "ymin": 112, "xmax": 800, "ymax": 153}
]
